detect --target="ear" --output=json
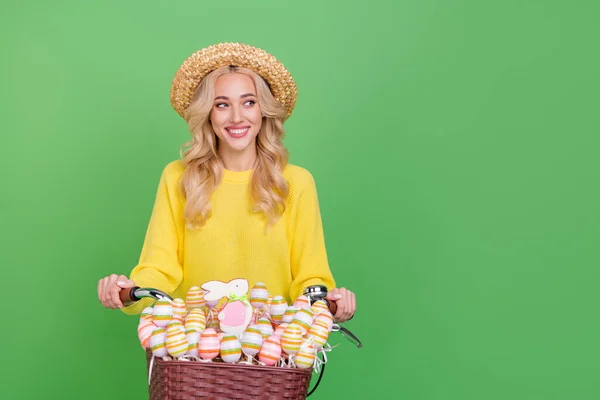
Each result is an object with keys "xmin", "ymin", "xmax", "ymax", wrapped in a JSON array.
[{"xmin": 201, "ymin": 280, "xmax": 229, "ymax": 301}]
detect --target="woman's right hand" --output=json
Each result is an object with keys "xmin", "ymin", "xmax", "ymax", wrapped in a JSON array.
[{"xmin": 98, "ymin": 274, "xmax": 136, "ymax": 309}]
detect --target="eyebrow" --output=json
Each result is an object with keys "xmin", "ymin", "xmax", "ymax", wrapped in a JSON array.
[{"xmin": 214, "ymin": 93, "xmax": 256, "ymax": 101}]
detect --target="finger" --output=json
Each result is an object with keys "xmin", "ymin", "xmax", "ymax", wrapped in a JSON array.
[
  {"xmin": 116, "ymin": 275, "xmax": 135, "ymax": 288},
  {"xmin": 110, "ymin": 285, "xmax": 123, "ymax": 309},
  {"xmin": 99, "ymin": 278, "xmax": 108, "ymax": 307},
  {"xmin": 101, "ymin": 278, "xmax": 113, "ymax": 308},
  {"xmin": 97, "ymin": 278, "xmax": 104, "ymax": 304},
  {"xmin": 105, "ymin": 274, "xmax": 120, "ymax": 308}
]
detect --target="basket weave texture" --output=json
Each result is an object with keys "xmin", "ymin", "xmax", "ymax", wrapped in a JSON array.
[{"xmin": 146, "ymin": 350, "xmax": 313, "ymax": 400}]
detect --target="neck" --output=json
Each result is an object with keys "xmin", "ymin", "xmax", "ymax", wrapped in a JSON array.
[{"xmin": 218, "ymin": 145, "xmax": 257, "ymax": 172}]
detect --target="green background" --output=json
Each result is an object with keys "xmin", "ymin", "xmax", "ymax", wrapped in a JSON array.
[{"xmin": 1, "ymin": 0, "xmax": 598, "ymax": 398}]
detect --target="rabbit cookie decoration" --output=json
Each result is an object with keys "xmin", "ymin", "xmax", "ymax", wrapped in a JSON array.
[{"xmin": 201, "ymin": 278, "xmax": 253, "ymax": 339}]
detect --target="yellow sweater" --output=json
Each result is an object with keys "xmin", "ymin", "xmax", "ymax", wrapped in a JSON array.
[{"xmin": 122, "ymin": 160, "xmax": 335, "ymax": 315}]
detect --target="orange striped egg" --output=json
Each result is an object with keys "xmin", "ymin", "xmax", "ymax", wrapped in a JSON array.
[
  {"xmin": 171, "ymin": 298, "xmax": 187, "ymax": 322},
  {"xmin": 250, "ymin": 282, "xmax": 269, "ymax": 309},
  {"xmin": 295, "ymin": 342, "xmax": 315, "ymax": 369},
  {"xmin": 186, "ymin": 328, "xmax": 200, "ymax": 358},
  {"xmin": 152, "ymin": 299, "xmax": 173, "ymax": 328},
  {"xmin": 307, "ymin": 320, "xmax": 330, "ymax": 349},
  {"xmin": 293, "ymin": 295, "xmax": 310, "ymax": 310},
  {"xmin": 198, "ymin": 328, "xmax": 220, "ymax": 361},
  {"xmin": 165, "ymin": 320, "xmax": 188, "ymax": 358},
  {"xmin": 140, "ymin": 307, "xmax": 154, "ymax": 324},
  {"xmin": 269, "ymin": 296, "xmax": 288, "ymax": 324},
  {"xmin": 282, "ymin": 305, "xmax": 297, "ymax": 324},
  {"xmin": 137, "ymin": 320, "xmax": 156, "ymax": 349},
  {"xmin": 257, "ymin": 317, "xmax": 274, "ymax": 339},
  {"xmin": 186, "ymin": 286, "xmax": 206, "ymax": 310},
  {"xmin": 274, "ymin": 322, "xmax": 289, "ymax": 337},
  {"xmin": 315, "ymin": 311, "xmax": 334, "ymax": 332},
  {"xmin": 310, "ymin": 300, "xmax": 329, "ymax": 317},
  {"xmin": 184, "ymin": 308, "xmax": 206, "ymax": 332},
  {"xmin": 281, "ymin": 324, "xmax": 303, "ymax": 356},
  {"xmin": 150, "ymin": 327, "xmax": 168, "ymax": 358},
  {"xmin": 258, "ymin": 334, "xmax": 282, "ymax": 366},
  {"xmin": 291, "ymin": 308, "xmax": 314, "ymax": 336},
  {"xmin": 241, "ymin": 325, "xmax": 263, "ymax": 358},
  {"xmin": 220, "ymin": 334, "xmax": 242, "ymax": 363}
]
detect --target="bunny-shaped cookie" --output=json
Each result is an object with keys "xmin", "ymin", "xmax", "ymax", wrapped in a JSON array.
[{"xmin": 201, "ymin": 278, "xmax": 253, "ymax": 339}]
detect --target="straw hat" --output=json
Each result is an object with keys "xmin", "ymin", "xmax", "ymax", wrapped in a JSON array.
[{"xmin": 170, "ymin": 42, "xmax": 298, "ymax": 119}]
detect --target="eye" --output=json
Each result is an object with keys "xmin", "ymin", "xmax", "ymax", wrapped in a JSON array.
[
  {"xmin": 216, "ymin": 103, "xmax": 228, "ymax": 108},
  {"xmin": 244, "ymin": 100, "xmax": 255, "ymax": 106}
]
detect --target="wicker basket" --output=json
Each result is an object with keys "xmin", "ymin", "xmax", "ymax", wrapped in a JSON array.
[{"xmin": 146, "ymin": 350, "xmax": 313, "ymax": 400}]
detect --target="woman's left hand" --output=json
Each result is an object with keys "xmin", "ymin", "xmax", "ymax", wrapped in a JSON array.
[{"xmin": 325, "ymin": 287, "xmax": 356, "ymax": 323}]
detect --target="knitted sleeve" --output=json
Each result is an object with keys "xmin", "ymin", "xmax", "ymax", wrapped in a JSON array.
[
  {"xmin": 287, "ymin": 170, "xmax": 336, "ymax": 302},
  {"xmin": 122, "ymin": 162, "xmax": 185, "ymax": 315}
]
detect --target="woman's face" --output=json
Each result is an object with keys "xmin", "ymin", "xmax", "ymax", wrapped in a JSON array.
[{"xmin": 210, "ymin": 73, "xmax": 262, "ymax": 158}]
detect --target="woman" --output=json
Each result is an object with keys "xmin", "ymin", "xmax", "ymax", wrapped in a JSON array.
[{"xmin": 97, "ymin": 43, "xmax": 356, "ymax": 322}]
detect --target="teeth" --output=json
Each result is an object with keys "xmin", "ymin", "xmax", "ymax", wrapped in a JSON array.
[{"xmin": 228, "ymin": 128, "xmax": 248, "ymax": 134}]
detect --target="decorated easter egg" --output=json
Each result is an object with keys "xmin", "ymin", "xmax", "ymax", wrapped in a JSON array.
[
  {"xmin": 140, "ymin": 307, "xmax": 154, "ymax": 324},
  {"xmin": 274, "ymin": 322, "xmax": 289, "ymax": 337},
  {"xmin": 198, "ymin": 328, "xmax": 220, "ymax": 361},
  {"xmin": 137, "ymin": 320, "xmax": 156, "ymax": 349},
  {"xmin": 171, "ymin": 298, "xmax": 187, "ymax": 322},
  {"xmin": 186, "ymin": 328, "xmax": 200, "ymax": 358},
  {"xmin": 257, "ymin": 317, "xmax": 274, "ymax": 339},
  {"xmin": 165, "ymin": 320, "xmax": 188, "ymax": 358},
  {"xmin": 241, "ymin": 325, "xmax": 263, "ymax": 357},
  {"xmin": 315, "ymin": 310, "xmax": 334, "ymax": 332},
  {"xmin": 282, "ymin": 305, "xmax": 297, "ymax": 324},
  {"xmin": 291, "ymin": 308, "xmax": 314, "ymax": 336},
  {"xmin": 269, "ymin": 296, "xmax": 288, "ymax": 324},
  {"xmin": 281, "ymin": 324, "xmax": 303, "ymax": 356},
  {"xmin": 258, "ymin": 334, "xmax": 282, "ymax": 366},
  {"xmin": 295, "ymin": 341, "xmax": 316, "ymax": 369},
  {"xmin": 185, "ymin": 308, "xmax": 206, "ymax": 332},
  {"xmin": 150, "ymin": 327, "xmax": 168, "ymax": 358},
  {"xmin": 310, "ymin": 300, "xmax": 329, "ymax": 316},
  {"xmin": 307, "ymin": 320, "xmax": 330, "ymax": 349},
  {"xmin": 220, "ymin": 333, "xmax": 242, "ymax": 363},
  {"xmin": 186, "ymin": 286, "xmax": 206, "ymax": 310},
  {"xmin": 152, "ymin": 299, "xmax": 173, "ymax": 328},
  {"xmin": 293, "ymin": 295, "xmax": 310, "ymax": 311},
  {"xmin": 250, "ymin": 282, "xmax": 269, "ymax": 309}
]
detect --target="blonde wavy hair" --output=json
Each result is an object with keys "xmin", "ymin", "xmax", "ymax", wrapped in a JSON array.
[{"xmin": 181, "ymin": 66, "xmax": 289, "ymax": 228}]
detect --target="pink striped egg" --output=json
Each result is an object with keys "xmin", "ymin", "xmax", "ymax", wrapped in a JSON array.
[
  {"xmin": 241, "ymin": 325, "xmax": 263, "ymax": 357},
  {"xmin": 307, "ymin": 320, "xmax": 330, "ymax": 349},
  {"xmin": 186, "ymin": 286, "xmax": 206, "ymax": 310},
  {"xmin": 137, "ymin": 320, "xmax": 156, "ymax": 349},
  {"xmin": 186, "ymin": 328, "xmax": 200, "ymax": 358},
  {"xmin": 152, "ymin": 299, "xmax": 173, "ymax": 328},
  {"xmin": 315, "ymin": 311, "xmax": 334, "ymax": 332},
  {"xmin": 198, "ymin": 328, "xmax": 220, "ymax": 361},
  {"xmin": 269, "ymin": 296, "xmax": 288, "ymax": 324},
  {"xmin": 291, "ymin": 308, "xmax": 314, "ymax": 336},
  {"xmin": 220, "ymin": 333, "xmax": 242, "ymax": 363},
  {"xmin": 257, "ymin": 317, "xmax": 274, "ymax": 339},
  {"xmin": 150, "ymin": 327, "xmax": 168, "ymax": 358},
  {"xmin": 293, "ymin": 295, "xmax": 310, "ymax": 310},
  {"xmin": 282, "ymin": 305, "xmax": 297, "ymax": 324},
  {"xmin": 274, "ymin": 322, "xmax": 289, "ymax": 337},
  {"xmin": 281, "ymin": 324, "xmax": 303, "ymax": 356},
  {"xmin": 165, "ymin": 320, "xmax": 188, "ymax": 358},
  {"xmin": 310, "ymin": 300, "xmax": 329, "ymax": 316},
  {"xmin": 250, "ymin": 282, "xmax": 269, "ymax": 309},
  {"xmin": 171, "ymin": 298, "xmax": 187, "ymax": 322},
  {"xmin": 185, "ymin": 308, "xmax": 206, "ymax": 332},
  {"xmin": 140, "ymin": 307, "xmax": 154, "ymax": 324},
  {"xmin": 258, "ymin": 334, "xmax": 282, "ymax": 366},
  {"xmin": 295, "ymin": 342, "xmax": 316, "ymax": 369}
]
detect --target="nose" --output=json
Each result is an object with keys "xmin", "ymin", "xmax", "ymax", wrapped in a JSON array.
[{"xmin": 229, "ymin": 104, "xmax": 243, "ymax": 124}]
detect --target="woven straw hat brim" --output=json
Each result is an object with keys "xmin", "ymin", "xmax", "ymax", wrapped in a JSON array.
[{"xmin": 170, "ymin": 43, "xmax": 298, "ymax": 119}]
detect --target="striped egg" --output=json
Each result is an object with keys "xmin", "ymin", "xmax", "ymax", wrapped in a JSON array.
[
  {"xmin": 186, "ymin": 328, "xmax": 200, "ymax": 358},
  {"xmin": 140, "ymin": 307, "xmax": 154, "ymax": 324},
  {"xmin": 186, "ymin": 286, "xmax": 206, "ymax": 310},
  {"xmin": 171, "ymin": 298, "xmax": 187, "ymax": 322},
  {"xmin": 315, "ymin": 311, "xmax": 334, "ymax": 332},
  {"xmin": 269, "ymin": 296, "xmax": 288, "ymax": 324},
  {"xmin": 152, "ymin": 299, "xmax": 173, "ymax": 327},
  {"xmin": 185, "ymin": 308, "xmax": 206, "ymax": 332},
  {"xmin": 250, "ymin": 282, "xmax": 269, "ymax": 309},
  {"xmin": 165, "ymin": 320, "xmax": 188, "ymax": 358},
  {"xmin": 220, "ymin": 334, "xmax": 242, "ymax": 363},
  {"xmin": 307, "ymin": 320, "xmax": 330, "ymax": 349},
  {"xmin": 293, "ymin": 295, "xmax": 310, "ymax": 311},
  {"xmin": 257, "ymin": 317, "xmax": 274, "ymax": 339},
  {"xmin": 150, "ymin": 327, "xmax": 168, "ymax": 358},
  {"xmin": 241, "ymin": 325, "xmax": 263, "ymax": 357},
  {"xmin": 137, "ymin": 320, "xmax": 156, "ymax": 349},
  {"xmin": 295, "ymin": 342, "xmax": 316, "ymax": 369},
  {"xmin": 310, "ymin": 300, "xmax": 329, "ymax": 316},
  {"xmin": 281, "ymin": 324, "xmax": 303, "ymax": 356},
  {"xmin": 258, "ymin": 334, "xmax": 282, "ymax": 366},
  {"xmin": 291, "ymin": 308, "xmax": 314, "ymax": 336},
  {"xmin": 198, "ymin": 328, "xmax": 220, "ymax": 361},
  {"xmin": 282, "ymin": 305, "xmax": 298, "ymax": 324},
  {"xmin": 274, "ymin": 322, "xmax": 289, "ymax": 337}
]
